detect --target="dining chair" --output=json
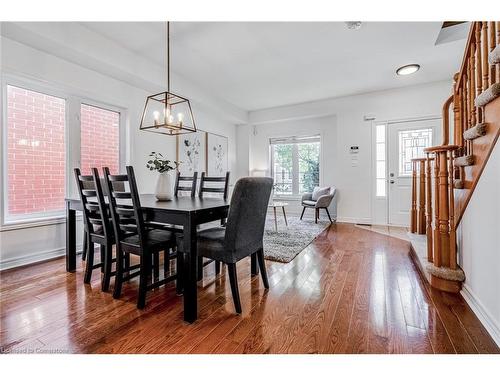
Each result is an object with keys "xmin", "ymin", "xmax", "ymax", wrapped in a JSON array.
[
  {"xmin": 74, "ymin": 168, "xmax": 116, "ymax": 291},
  {"xmin": 180, "ymin": 177, "xmax": 273, "ymax": 314},
  {"xmin": 80, "ymin": 177, "xmax": 125, "ymax": 261},
  {"xmin": 197, "ymin": 171, "xmax": 230, "ymax": 279},
  {"xmin": 104, "ymin": 166, "xmax": 180, "ymax": 309},
  {"xmin": 174, "ymin": 171, "xmax": 198, "ymax": 197}
]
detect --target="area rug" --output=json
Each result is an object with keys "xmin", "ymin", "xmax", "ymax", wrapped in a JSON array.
[{"xmin": 263, "ymin": 216, "xmax": 330, "ymax": 263}]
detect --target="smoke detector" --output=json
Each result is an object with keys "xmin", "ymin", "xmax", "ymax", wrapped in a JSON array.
[{"xmin": 346, "ymin": 21, "xmax": 362, "ymax": 30}]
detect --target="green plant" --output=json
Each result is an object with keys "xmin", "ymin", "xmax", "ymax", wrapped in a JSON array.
[{"xmin": 146, "ymin": 152, "xmax": 179, "ymax": 173}]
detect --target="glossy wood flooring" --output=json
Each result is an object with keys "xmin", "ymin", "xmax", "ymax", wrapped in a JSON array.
[{"xmin": 1, "ymin": 223, "xmax": 498, "ymax": 354}]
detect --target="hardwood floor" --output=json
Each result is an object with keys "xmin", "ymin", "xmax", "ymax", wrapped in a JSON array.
[{"xmin": 1, "ymin": 223, "xmax": 498, "ymax": 354}]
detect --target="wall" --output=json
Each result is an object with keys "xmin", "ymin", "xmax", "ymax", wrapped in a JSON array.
[
  {"xmin": 239, "ymin": 80, "xmax": 452, "ymax": 223},
  {"xmin": 457, "ymin": 141, "xmax": 500, "ymax": 345},
  {"xmin": 0, "ymin": 33, "xmax": 239, "ymax": 270}
]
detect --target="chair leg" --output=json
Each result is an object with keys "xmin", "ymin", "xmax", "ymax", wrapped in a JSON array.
[
  {"xmin": 82, "ymin": 233, "xmax": 87, "ymax": 261},
  {"xmin": 176, "ymin": 250, "xmax": 184, "ymax": 295},
  {"xmin": 100, "ymin": 244, "xmax": 105, "ymax": 272},
  {"xmin": 83, "ymin": 239, "xmax": 94, "ymax": 284},
  {"xmin": 137, "ymin": 252, "xmax": 151, "ymax": 309},
  {"xmin": 101, "ymin": 242, "xmax": 113, "ymax": 292},
  {"xmin": 215, "ymin": 261, "xmax": 221, "ymax": 275},
  {"xmin": 197, "ymin": 256, "xmax": 203, "ymax": 281},
  {"xmin": 325, "ymin": 207, "xmax": 333, "ymax": 223},
  {"xmin": 227, "ymin": 263, "xmax": 242, "ymax": 314},
  {"xmin": 113, "ymin": 248, "xmax": 124, "ymax": 299},
  {"xmin": 124, "ymin": 253, "xmax": 131, "ymax": 277},
  {"xmin": 315, "ymin": 208, "xmax": 318, "ymax": 224},
  {"xmin": 251, "ymin": 253, "xmax": 259, "ymax": 276},
  {"xmin": 256, "ymin": 249, "xmax": 269, "ymax": 289},
  {"xmin": 300, "ymin": 206, "xmax": 306, "ymax": 220}
]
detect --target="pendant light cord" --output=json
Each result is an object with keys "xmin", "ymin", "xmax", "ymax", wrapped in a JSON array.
[{"xmin": 166, "ymin": 21, "xmax": 170, "ymax": 93}]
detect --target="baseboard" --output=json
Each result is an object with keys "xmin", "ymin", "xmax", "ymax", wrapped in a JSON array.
[
  {"xmin": 461, "ymin": 283, "xmax": 500, "ymax": 347},
  {"xmin": 0, "ymin": 245, "xmax": 83, "ymax": 271},
  {"xmin": 337, "ymin": 216, "xmax": 371, "ymax": 225}
]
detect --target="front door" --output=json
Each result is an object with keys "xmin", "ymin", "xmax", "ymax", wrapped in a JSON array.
[{"xmin": 387, "ymin": 119, "xmax": 439, "ymax": 226}]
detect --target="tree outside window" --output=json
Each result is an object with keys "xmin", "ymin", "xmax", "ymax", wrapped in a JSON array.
[{"xmin": 271, "ymin": 136, "xmax": 320, "ymax": 196}]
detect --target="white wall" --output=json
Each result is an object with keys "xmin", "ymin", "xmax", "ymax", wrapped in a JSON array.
[
  {"xmin": 458, "ymin": 141, "xmax": 500, "ymax": 346},
  {"xmin": 240, "ymin": 80, "xmax": 452, "ymax": 223},
  {"xmin": 0, "ymin": 33, "xmax": 238, "ymax": 270}
]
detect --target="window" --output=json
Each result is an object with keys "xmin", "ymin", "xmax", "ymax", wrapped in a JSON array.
[
  {"xmin": 375, "ymin": 124, "xmax": 386, "ymax": 197},
  {"xmin": 398, "ymin": 128, "xmax": 432, "ymax": 176},
  {"xmin": 5, "ymin": 85, "xmax": 66, "ymax": 220},
  {"xmin": 270, "ymin": 136, "xmax": 320, "ymax": 196},
  {"xmin": 80, "ymin": 104, "xmax": 120, "ymax": 174},
  {"xmin": 2, "ymin": 79, "xmax": 124, "ymax": 225}
]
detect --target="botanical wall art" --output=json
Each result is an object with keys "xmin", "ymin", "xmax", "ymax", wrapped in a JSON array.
[
  {"xmin": 206, "ymin": 132, "xmax": 228, "ymax": 177},
  {"xmin": 176, "ymin": 130, "xmax": 207, "ymax": 175}
]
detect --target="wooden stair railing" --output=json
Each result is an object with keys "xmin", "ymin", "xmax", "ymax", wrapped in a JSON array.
[{"xmin": 410, "ymin": 21, "xmax": 500, "ymax": 293}]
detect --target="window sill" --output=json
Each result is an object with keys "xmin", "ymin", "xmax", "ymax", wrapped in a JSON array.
[{"xmin": 0, "ymin": 215, "xmax": 81, "ymax": 232}]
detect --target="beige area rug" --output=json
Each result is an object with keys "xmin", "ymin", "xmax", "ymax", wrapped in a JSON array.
[{"xmin": 263, "ymin": 216, "xmax": 330, "ymax": 263}]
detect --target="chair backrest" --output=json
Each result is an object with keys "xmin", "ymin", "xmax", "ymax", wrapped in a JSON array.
[
  {"xmin": 74, "ymin": 168, "xmax": 112, "ymax": 239},
  {"xmin": 103, "ymin": 166, "xmax": 146, "ymax": 247},
  {"xmin": 224, "ymin": 177, "xmax": 273, "ymax": 253},
  {"xmin": 199, "ymin": 171, "xmax": 230, "ymax": 199},
  {"xmin": 174, "ymin": 171, "xmax": 198, "ymax": 197}
]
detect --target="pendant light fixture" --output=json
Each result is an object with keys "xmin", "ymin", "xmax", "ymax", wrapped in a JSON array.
[{"xmin": 139, "ymin": 22, "xmax": 196, "ymax": 135}]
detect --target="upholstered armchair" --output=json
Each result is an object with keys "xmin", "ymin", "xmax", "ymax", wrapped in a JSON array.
[{"xmin": 300, "ymin": 186, "xmax": 336, "ymax": 223}]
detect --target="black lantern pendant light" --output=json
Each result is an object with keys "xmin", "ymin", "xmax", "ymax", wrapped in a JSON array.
[{"xmin": 139, "ymin": 22, "xmax": 196, "ymax": 135}]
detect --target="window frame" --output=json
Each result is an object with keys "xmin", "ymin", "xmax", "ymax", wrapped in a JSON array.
[
  {"xmin": 1, "ymin": 74, "xmax": 126, "ymax": 228},
  {"xmin": 269, "ymin": 135, "xmax": 321, "ymax": 199}
]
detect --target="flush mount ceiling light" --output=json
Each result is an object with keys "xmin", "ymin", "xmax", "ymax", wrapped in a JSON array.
[
  {"xmin": 140, "ymin": 22, "xmax": 196, "ymax": 136},
  {"xmin": 396, "ymin": 64, "xmax": 421, "ymax": 76},
  {"xmin": 345, "ymin": 21, "xmax": 362, "ymax": 30}
]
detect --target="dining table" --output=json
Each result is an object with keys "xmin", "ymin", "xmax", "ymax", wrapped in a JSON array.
[{"xmin": 65, "ymin": 194, "xmax": 230, "ymax": 323}]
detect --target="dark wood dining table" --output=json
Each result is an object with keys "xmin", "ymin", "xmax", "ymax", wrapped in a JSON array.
[{"xmin": 65, "ymin": 194, "xmax": 229, "ymax": 323}]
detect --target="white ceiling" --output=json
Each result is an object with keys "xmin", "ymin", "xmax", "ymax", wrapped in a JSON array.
[{"xmin": 79, "ymin": 22, "xmax": 467, "ymax": 111}]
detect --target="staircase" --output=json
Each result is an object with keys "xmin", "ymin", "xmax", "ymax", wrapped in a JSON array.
[{"xmin": 409, "ymin": 21, "xmax": 500, "ymax": 293}]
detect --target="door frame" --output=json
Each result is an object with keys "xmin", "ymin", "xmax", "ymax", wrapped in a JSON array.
[{"xmin": 371, "ymin": 115, "xmax": 441, "ymax": 226}]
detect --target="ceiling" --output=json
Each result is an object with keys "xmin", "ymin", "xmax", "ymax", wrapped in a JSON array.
[{"xmin": 79, "ymin": 22, "xmax": 467, "ymax": 111}]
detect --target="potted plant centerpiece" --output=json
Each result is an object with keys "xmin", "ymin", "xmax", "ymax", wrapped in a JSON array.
[{"xmin": 146, "ymin": 152, "xmax": 179, "ymax": 201}]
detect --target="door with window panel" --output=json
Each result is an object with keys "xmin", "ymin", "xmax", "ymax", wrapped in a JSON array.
[{"xmin": 388, "ymin": 119, "xmax": 440, "ymax": 226}]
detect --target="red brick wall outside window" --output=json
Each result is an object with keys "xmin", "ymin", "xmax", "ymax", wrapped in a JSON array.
[
  {"xmin": 6, "ymin": 85, "xmax": 66, "ymax": 217},
  {"xmin": 80, "ymin": 104, "xmax": 120, "ymax": 175}
]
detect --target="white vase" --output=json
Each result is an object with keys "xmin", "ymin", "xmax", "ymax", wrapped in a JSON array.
[{"xmin": 155, "ymin": 171, "xmax": 173, "ymax": 201}]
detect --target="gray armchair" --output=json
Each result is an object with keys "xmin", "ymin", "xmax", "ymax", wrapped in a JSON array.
[{"xmin": 300, "ymin": 186, "xmax": 336, "ymax": 223}]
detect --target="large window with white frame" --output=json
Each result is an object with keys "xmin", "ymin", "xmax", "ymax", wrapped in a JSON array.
[
  {"xmin": 270, "ymin": 135, "xmax": 320, "ymax": 197},
  {"xmin": 2, "ymin": 78, "xmax": 124, "ymax": 225}
]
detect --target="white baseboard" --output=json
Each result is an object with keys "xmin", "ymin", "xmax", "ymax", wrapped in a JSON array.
[
  {"xmin": 461, "ymin": 283, "xmax": 500, "ymax": 347},
  {"xmin": 0, "ymin": 245, "xmax": 83, "ymax": 271},
  {"xmin": 337, "ymin": 216, "xmax": 372, "ymax": 225}
]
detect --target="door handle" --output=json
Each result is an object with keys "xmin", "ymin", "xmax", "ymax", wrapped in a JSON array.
[{"xmin": 390, "ymin": 180, "xmax": 395, "ymax": 184}]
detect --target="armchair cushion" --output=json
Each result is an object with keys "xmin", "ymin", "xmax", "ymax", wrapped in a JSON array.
[
  {"xmin": 302, "ymin": 200, "xmax": 317, "ymax": 207},
  {"xmin": 312, "ymin": 186, "xmax": 330, "ymax": 201}
]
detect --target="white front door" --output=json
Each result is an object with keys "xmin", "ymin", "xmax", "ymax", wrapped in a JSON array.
[{"xmin": 387, "ymin": 119, "xmax": 440, "ymax": 226}]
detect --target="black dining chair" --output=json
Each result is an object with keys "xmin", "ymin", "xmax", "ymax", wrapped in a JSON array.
[
  {"xmin": 197, "ymin": 171, "xmax": 230, "ymax": 279},
  {"xmin": 103, "ymin": 166, "xmax": 180, "ymax": 309},
  {"xmin": 74, "ymin": 168, "xmax": 116, "ymax": 291},
  {"xmin": 180, "ymin": 177, "xmax": 273, "ymax": 314},
  {"xmin": 174, "ymin": 171, "xmax": 198, "ymax": 197}
]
